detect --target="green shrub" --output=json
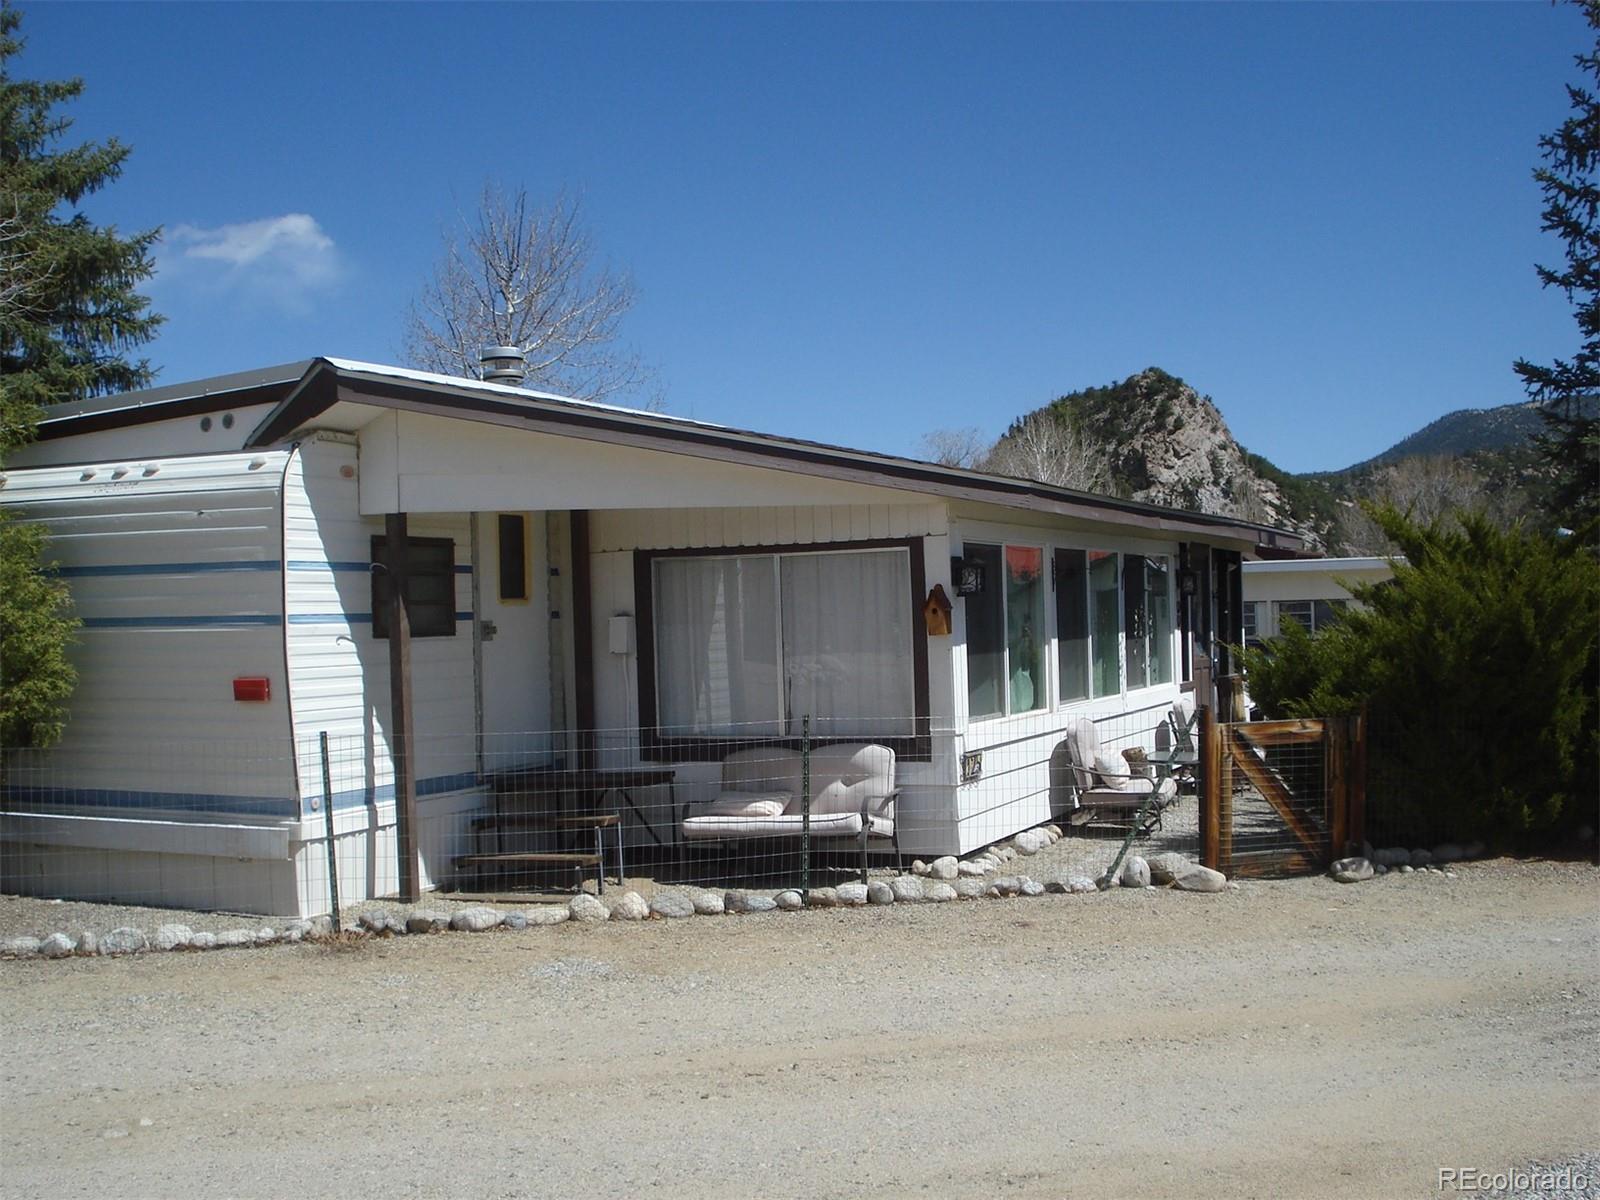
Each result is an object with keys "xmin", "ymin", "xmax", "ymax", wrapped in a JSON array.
[{"xmin": 1240, "ymin": 506, "xmax": 1599, "ymax": 844}]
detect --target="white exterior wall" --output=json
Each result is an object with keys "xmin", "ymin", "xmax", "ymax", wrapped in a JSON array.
[
  {"xmin": 947, "ymin": 513, "xmax": 1188, "ymax": 855},
  {"xmin": 5, "ymin": 403, "xmax": 281, "ymax": 468},
  {"xmin": 282, "ymin": 435, "xmax": 485, "ymax": 905},
  {"xmin": 1242, "ymin": 558, "xmax": 1393, "ymax": 639},
  {"xmin": 0, "ymin": 451, "xmax": 305, "ymax": 913},
  {"xmin": 587, "ymin": 502, "xmax": 960, "ymax": 856}
]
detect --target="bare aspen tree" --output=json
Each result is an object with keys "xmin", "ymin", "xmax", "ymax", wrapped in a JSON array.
[
  {"xmin": 982, "ymin": 411, "xmax": 1107, "ymax": 492},
  {"xmin": 404, "ymin": 184, "xmax": 649, "ymax": 403},
  {"xmin": 918, "ymin": 426, "xmax": 992, "ymax": 469}
]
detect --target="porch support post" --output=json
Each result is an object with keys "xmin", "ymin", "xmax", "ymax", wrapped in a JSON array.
[{"xmin": 386, "ymin": 512, "xmax": 421, "ymax": 903}]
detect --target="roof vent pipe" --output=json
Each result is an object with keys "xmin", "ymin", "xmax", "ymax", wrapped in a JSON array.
[{"xmin": 480, "ymin": 345, "xmax": 526, "ymax": 386}]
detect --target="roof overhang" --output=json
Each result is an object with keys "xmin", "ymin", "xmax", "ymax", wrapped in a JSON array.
[{"xmin": 27, "ymin": 356, "xmax": 1306, "ymax": 554}]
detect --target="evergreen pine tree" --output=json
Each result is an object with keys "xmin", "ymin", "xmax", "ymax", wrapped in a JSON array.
[
  {"xmin": 0, "ymin": 3, "xmax": 162, "ymax": 747},
  {"xmin": 1515, "ymin": 0, "xmax": 1600, "ymax": 533}
]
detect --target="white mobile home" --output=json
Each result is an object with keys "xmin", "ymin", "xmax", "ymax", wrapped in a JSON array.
[
  {"xmin": 0, "ymin": 359, "xmax": 1302, "ymax": 915},
  {"xmin": 1241, "ymin": 556, "xmax": 1394, "ymax": 646}
]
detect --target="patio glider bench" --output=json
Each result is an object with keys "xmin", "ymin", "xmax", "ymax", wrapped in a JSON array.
[
  {"xmin": 1057, "ymin": 717, "xmax": 1178, "ymax": 835},
  {"xmin": 679, "ymin": 743, "xmax": 902, "ymax": 882}
]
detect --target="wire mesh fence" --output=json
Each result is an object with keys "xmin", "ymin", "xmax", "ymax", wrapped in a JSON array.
[{"xmin": 0, "ymin": 704, "xmax": 1203, "ymax": 922}]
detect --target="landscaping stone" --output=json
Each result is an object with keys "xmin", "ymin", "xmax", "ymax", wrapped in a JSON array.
[
  {"xmin": 1045, "ymin": 824, "xmax": 1064, "ymax": 840},
  {"xmin": 1399, "ymin": 864, "xmax": 1415, "ymax": 875},
  {"xmin": 308, "ymin": 915, "xmax": 334, "ymax": 937},
  {"xmin": 1375, "ymin": 864, "xmax": 1389, "ymax": 875},
  {"xmin": 928, "ymin": 856, "xmax": 958, "ymax": 881},
  {"xmin": 74, "ymin": 931, "xmax": 98, "ymax": 956},
  {"xmin": 835, "ymin": 882, "xmax": 869, "ymax": 906},
  {"xmin": 39, "ymin": 933, "xmax": 75, "ymax": 959},
  {"xmin": 649, "ymin": 892, "xmax": 697, "ymax": 919},
  {"xmin": 1372, "ymin": 847, "xmax": 1411, "ymax": 868},
  {"xmin": 997, "ymin": 847, "xmax": 1018, "ymax": 863},
  {"xmin": 1044, "ymin": 880, "xmax": 1070, "ymax": 894},
  {"xmin": 991, "ymin": 876, "xmax": 1022, "ymax": 897},
  {"xmin": 1330, "ymin": 856, "xmax": 1374, "ymax": 883},
  {"xmin": 450, "ymin": 907, "xmax": 503, "ymax": 932},
  {"xmin": 775, "ymin": 890, "xmax": 804, "ymax": 911},
  {"xmin": 1410, "ymin": 848, "xmax": 1434, "ymax": 868},
  {"xmin": 569, "ymin": 894, "xmax": 608, "ymax": 923},
  {"xmin": 954, "ymin": 878, "xmax": 987, "ymax": 899},
  {"xmin": 1172, "ymin": 864, "xmax": 1228, "ymax": 893},
  {"xmin": 1013, "ymin": 830, "xmax": 1042, "ymax": 855},
  {"xmin": 957, "ymin": 861, "xmax": 988, "ymax": 877},
  {"xmin": 924, "ymin": 882, "xmax": 957, "ymax": 903},
  {"xmin": 609, "ymin": 892, "xmax": 649, "ymax": 921},
  {"xmin": 359, "ymin": 913, "xmax": 390, "ymax": 934},
  {"xmin": 501, "ymin": 912, "xmax": 528, "ymax": 931},
  {"xmin": 154, "ymin": 924, "xmax": 194, "ymax": 951},
  {"xmin": 214, "ymin": 930, "xmax": 255, "ymax": 949},
  {"xmin": 1069, "ymin": 877, "xmax": 1098, "ymax": 894},
  {"xmin": 691, "ymin": 891, "xmax": 725, "ymax": 916},
  {"xmin": 525, "ymin": 905, "xmax": 571, "ymax": 926},
  {"xmin": 1096, "ymin": 873, "xmax": 1119, "ymax": 891},
  {"xmin": 101, "ymin": 928, "xmax": 148, "ymax": 955},
  {"xmin": 911, "ymin": 860, "xmax": 930, "ymax": 876},
  {"xmin": 407, "ymin": 912, "xmax": 451, "ymax": 934},
  {"xmin": 805, "ymin": 887, "xmax": 840, "ymax": 908},
  {"xmin": 189, "ymin": 932, "xmax": 216, "ymax": 950},
  {"xmin": 1121, "ymin": 856, "xmax": 1151, "ymax": 889},
  {"xmin": 744, "ymin": 895, "xmax": 779, "ymax": 913},
  {"xmin": 888, "ymin": 876, "xmax": 924, "ymax": 903},
  {"xmin": 867, "ymin": 881, "xmax": 895, "ymax": 905},
  {"xmin": 723, "ymin": 892, "xmax": 754, "ymax": 914},
  {"xmin": 1019, "ymin": 879, "xmax": 1045, "ymax": 897},
  {"xmin": 1147, "ymin": 852, "xmax": 1195, "ymax": 884}
]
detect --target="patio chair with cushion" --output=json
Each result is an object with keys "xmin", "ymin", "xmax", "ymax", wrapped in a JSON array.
[
  {"xmin": 1054, "ymin": 717, "xmax": 1178, "ymax": 835},
  {"xmin": 679, "ymin": 742, "xmax": 901, "ymax": 882}
]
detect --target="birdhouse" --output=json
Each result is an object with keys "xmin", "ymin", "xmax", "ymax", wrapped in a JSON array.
[{"xmin": 923, "ymin": 584, "xmax": 953, "ymax": 636}]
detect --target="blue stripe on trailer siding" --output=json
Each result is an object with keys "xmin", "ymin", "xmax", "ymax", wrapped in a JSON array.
[
  {"xmin": 1, "ymin": 784, "xmax": 298, "ymax": 818},
  {"xmin": 58, "ymin": 561, "xmax": 282, "ymax": 577},
  {"xmin": 80, "ymin": 614, "xmax": 284, "ymax": 629}
]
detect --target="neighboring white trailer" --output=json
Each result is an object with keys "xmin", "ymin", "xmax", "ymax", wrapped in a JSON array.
[{"xmin": 0, "ymin": 439, "xmax": 487, "ymax": 916}]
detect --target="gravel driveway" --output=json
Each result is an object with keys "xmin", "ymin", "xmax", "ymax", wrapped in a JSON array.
[{"xmin": 1, "ymin": 858, "xmax": 1595, "ymax": 1199}]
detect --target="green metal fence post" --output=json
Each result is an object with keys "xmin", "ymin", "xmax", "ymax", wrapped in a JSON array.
[{"xmin": 800, "ymin": 715, "xmax": 811, "ymax": 897}]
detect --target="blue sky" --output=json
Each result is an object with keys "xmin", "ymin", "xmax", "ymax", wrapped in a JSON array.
[{"xmin": 15, "ymin": 2, "xmax": 1589, "ymax": 473}]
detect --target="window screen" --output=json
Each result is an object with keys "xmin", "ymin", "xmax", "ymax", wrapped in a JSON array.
[{"xmin": 372, "ymin": 536, "xmax": 457, "ymax": 638}]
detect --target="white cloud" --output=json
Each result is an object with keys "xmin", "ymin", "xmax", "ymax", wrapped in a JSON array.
[{"xmin": 157, "ymin": 214, "xmax": 345, "ymax": 313}]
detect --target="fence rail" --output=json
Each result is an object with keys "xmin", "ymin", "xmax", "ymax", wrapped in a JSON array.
[{"xmin": 1200, "ymin": 709, "xmax": 1366, "ymax": 877}]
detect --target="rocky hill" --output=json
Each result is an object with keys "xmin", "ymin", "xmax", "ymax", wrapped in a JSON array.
[{"xmin": 985, "ymin": 368, "xmax": 1555, "ymax": 553}]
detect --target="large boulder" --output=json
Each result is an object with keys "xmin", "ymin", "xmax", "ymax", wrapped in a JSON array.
[
  {"xmin": 153, "ymin": 924, "xmax": 194, "ymax": 951},
  {"xmin": 1171, "ymin": 864, "xmax": 1228, "ymax": 893},
  {"xmin": 450, "ymin": 907, "xmax": 503, "ymax": 932},
  {"xmin": 648, "ymin": 892, "xmax": 696, "ymax": 919},
  {"xmin": 101, "ymin": 928, "xmax": 149, "ymax": 955},
  {"xmin": 609, "ymin": 892, "xmax": 650, "ymax": 921},
  {"xmin": 690, "ymin": 891, "xmax": 725, "ymax": 916},
  {"xmin": 774, "ymin": 890, "xmax": 804, "ymax": 911},
  {"xmin": 1330, "ymin": 856, "xmax": 1375, "ymax": 883},
  {"xmin": 888, "ymin": 876, "xmax": 925, "ymax": 903},
  {"xmin": 39, "ymin": 933, "xmax": 75, "ymax": 959},
  {"xmin": 1121, "ymin": 856, "xmax": 1151, "ymax": 889},
  {"xmin": 568, "ymin": 893, "xmax": 608, "ymax": 923},
  {"xmin": 835, "ymin": 882, "xmax": 869, "ymax": 906},
  {"xmin": 1147, "ymin": 852, "xmax": 1196, "ymax": 884}
]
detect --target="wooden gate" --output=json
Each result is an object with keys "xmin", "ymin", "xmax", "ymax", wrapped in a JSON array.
[{"xmin": 1199, "ymin": 710, "xmax": 1366, "ymax": 878}]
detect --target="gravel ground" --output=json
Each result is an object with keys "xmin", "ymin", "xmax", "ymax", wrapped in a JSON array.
[{"xmin": 1, "ymin": 857, "xmax": 1595, "ymax": 1199}]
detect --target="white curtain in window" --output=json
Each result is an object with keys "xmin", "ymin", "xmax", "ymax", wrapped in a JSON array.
[
  {"xmin": 653, "ymin": 557, "xmax": 780, "ymax": 735},
  {"xmin": 780, "ymin": 551, "xmax": 914, "ymax": 738}
]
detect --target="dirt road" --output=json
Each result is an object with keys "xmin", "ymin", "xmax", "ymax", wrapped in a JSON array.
[{"xmin": 2, "ymin": 859, "xmax": 1595, "ymax": 1200}]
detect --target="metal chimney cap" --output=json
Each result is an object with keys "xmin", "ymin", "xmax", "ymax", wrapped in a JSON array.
[{"xmin": 479, "ymin": 345, "xmax": 527, "ymax": 385}]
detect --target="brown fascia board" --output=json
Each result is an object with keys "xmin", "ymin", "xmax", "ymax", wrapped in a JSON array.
[{"xmin": 245, "ymin": 360, "xmax": 1305, "ymax": 552}]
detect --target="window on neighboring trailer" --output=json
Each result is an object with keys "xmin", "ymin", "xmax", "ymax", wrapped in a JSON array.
[
  {"xmin": 371, "ymin": 535, "xmax": 457, "ymax": 638},
  {"xmin": 1276, "ymin": 598, "xmax": 1347, "ymax": 634}
]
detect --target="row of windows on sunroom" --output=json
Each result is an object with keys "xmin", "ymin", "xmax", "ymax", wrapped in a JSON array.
[{"xmin": 964, "ymin": 542, "xmax": 1175, "ymax": 720}]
